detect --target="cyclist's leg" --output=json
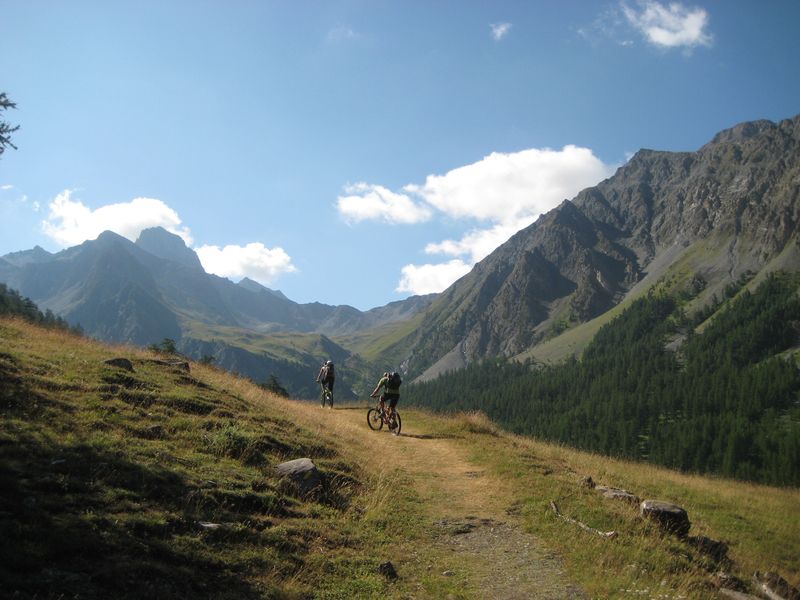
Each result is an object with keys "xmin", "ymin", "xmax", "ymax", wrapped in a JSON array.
[
  {"xmin": 387, "ymin": 395, "xmax": 399, "ymax": 427},
  {"xmin": 379, "ymin": 394, "xmax": 387, "ymax": 418}
]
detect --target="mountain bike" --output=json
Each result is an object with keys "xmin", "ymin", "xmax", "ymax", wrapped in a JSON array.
[
  {"xmin": 367, "ymin": 400, "xmax": 401, "ymax": 435},
  {"xmin": 319, "ymin": 383, "xmax": 333, "ymax": 408}
]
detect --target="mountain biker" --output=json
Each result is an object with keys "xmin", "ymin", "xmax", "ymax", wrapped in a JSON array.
[
  {"xmin": 370, "ymin": 371, "xmax": 401, "ymax": 428},
  {"xmin": 316, "ymin": 360, "xmax": 335, "ymax": 400}
]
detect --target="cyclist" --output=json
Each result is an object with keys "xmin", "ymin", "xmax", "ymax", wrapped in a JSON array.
[
  {"xmin": 316, "ymin": 360, "xmax": 335, "ymax": 406},
  {"xmin": 370, "ymin": 371, "xmax": 401, "ymax": 428}
]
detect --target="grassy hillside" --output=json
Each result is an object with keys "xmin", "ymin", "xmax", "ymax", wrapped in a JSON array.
[
  {"xmin": 430, "ymin": 412, "xmax": 800, "ymax": 598},
  {"xmin": 0, "ymin": 318, "xmax": 390, "ymax": 598},
  {"xmin": 333, "ymin": 312, "xmax": 426, "ymax": 367},
  {"xmin": 179, "ymin": 321, "xmax": 380, "ymax": 399},
  {"xmin": 1, "ymin": 316, "xmax": 798, "ymax": 599}
]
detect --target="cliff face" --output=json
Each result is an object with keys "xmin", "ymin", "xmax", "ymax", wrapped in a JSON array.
[{"xmin": 400, "ymin": 115, "xmax": 800, "ymax": 380}]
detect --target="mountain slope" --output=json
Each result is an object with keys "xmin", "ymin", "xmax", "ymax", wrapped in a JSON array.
[
  {"xmin": 405, "ymin": 272, "xmax": 800, "ymax": 486},
  {"xmin": 2, "ymin": 317, "xmax": 797, "ymax": 599},
  {"xmin": 395, "ymin": 114, "xmax": 800, "ymax": 380}
]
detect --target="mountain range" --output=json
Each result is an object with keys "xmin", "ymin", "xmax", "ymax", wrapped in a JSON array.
[
  {"xmin": 0, "ymin": 228, "xmax": 435, "ymax": 396},
  {"xmin": 391, "ymin": 114, "xmax": 800, "ymax": 379},
  {"xmin": 1, "ymin": 113, "xmax": 798, "ymax": 394}
]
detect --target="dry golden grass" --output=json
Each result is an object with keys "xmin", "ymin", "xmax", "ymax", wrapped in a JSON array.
[{"xmin": 3, "ymin": 316, "xmax": 797, "ymax": 599}]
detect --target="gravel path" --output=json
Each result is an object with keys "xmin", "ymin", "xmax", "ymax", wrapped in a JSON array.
[{"xmin": 283, "ymin": 403, "xmax": 586, "ymax": 599}]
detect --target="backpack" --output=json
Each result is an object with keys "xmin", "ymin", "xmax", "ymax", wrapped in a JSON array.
[
  {"xmin": 387, "ymin": 371, "xmax": 402, "ymax": 389},
  {"xmin": 323, "ymin": 363, "xmax": 334, "ymax": 380}
]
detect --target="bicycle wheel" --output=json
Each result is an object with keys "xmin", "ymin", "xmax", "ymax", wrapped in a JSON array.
[
  {"xmin": 367, "ymin": 408, "xmax": 383, "ymax": 430},
  {"xmin": 390, "ymin": 412, "xmax": 402, "ymax": 436},
  {"xmin": 320, "ymin": 389, "xmax": 327, "ymax": 408}
]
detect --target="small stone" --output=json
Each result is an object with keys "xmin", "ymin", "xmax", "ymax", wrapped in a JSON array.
[
  {"xmin": 596, "ymin": 485, "xmax": 640, "ymax": 504},
  {"xmin": 377, "ymin": 561, "xmax": 398, "ymax": 579},
  {"xmin": 442, "ymin": 570, "xmax": 455, "ymax": 577},
  {"xmin": 712, "ymin": 572, "xmax": 747, "ymax": 591},
  {"xmin": 753, "ymin": 571, "xmax": 800, "ymax": 600},
  {"xmin": 146, "ymin": 358, "xmax": 190, "ymax": 372}
]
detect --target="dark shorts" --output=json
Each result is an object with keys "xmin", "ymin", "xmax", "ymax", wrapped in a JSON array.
[
  {"xmin": 322, "ymin": 379, "xmax": 334, "ymax": 392},
  {"xmin": 381, "ymin": 393, "xmax": 399, "ymax": 408}
]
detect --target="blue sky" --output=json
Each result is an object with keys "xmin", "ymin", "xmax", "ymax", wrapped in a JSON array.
[{"xmin": 1, "ymin": 1, "xmax": 798, "ymax": 310}]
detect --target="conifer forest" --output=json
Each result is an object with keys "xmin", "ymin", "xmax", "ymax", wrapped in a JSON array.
[{"xmin": 405, "ymin": 273, "xmax": 800, "ymax": 486}]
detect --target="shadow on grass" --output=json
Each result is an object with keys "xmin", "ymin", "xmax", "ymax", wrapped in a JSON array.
[
  {"xmin": 0, "ymin": 365, "xmax": 290, "ymax": 599},
  {"xmin": 399, "ymin": 433, "xmax": 459, "ymax": 440},
  {"xmin": 0, "ymin": 435, "xmax": 277, "ymax": 599}
]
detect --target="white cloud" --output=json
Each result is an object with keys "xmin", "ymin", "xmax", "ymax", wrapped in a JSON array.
[
  {"xmin": 337, "ymin": 182, "xmax": 432, "ymax": 224},
  {"xmin": 405, "ymin": 145, "xmax": 611, "ymax": 224},
  {"xmin": 41, "ymin": 190, "xmax": 193, "ymax": 247},
  {"xmin": 396, "ymin": 260, "xmax": 472, "ymax": 295},
  {"xmin": 340, "ymin": 146, "xmax": 615, "ymax": 295},
  {"xmin": 490, "ymin": 22, "xmax": 512, "ymax": 41},
  {"xmin": 195, "ymin": 243, "xmax": 297, "ymax": 285},
  {"xmin": 425, "ymin": 218, "xmax": 532, "ymax": 263},
  {"xmin": 1, "ymin": 184, "xmax": 13, "ymax": 191},
  {"xmin": 37, "ymin": 189, "xmax": 296, "ymax": 287},
  {"xmin": 622, "ymin": 1, "xmax": 712, "ymax": 49}
]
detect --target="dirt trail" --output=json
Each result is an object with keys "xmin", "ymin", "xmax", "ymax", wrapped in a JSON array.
[{"xmin": 283, "ymin": 402, "xmax": 586, "ymax": 599}]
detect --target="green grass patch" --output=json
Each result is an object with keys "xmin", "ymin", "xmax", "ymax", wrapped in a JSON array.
[
  {"xmin": 0, "ymin": 318, "xmax": 403, "ymax": 599},
  {"xmin": 416, "ymin": 409, "xmax": 800, "ymax": 599}
]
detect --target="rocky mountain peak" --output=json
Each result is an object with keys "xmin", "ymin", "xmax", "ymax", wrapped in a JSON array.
[
  {"xmin": 237, "ymin": 277, "xmax": 288, "ymax": 300},
  {"xmin": 135, "ymin": 227, "xmax": 203, "ymax": 271},
  {"xmin": 1, "ymin": 245, "xmax": 53, "ymax": 267},
  {"xmin": 404, "ymin": 113, "xmax": 800, "ymax": 380},
  {"xmin": 708, "ymin": 118, "xmax": 779, "ymax": 146}
]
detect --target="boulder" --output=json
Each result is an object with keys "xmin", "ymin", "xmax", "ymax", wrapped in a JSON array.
[
  {"xmin": 596, "ymin": 485, "xmax": 640, "ymax": 504},
  {"xmin": 103, "ymin": 358, "xmax": 134, "ymax": 372},
  {"xmin": 640, "ymin": 499, "xmax": 691, "ymax": 538},
  {"xmin": 275, "ymin": 458, "xmax": 323, "ymax": 498}
]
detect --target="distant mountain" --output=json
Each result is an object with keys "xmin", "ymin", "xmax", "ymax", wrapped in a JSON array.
[
  {"xmin": 2, "ymin": 245, "xmax": 53, "ymax": 267},
  {"xmin": 0, "ymin": 231, "xmax": 182, "ymax": 345},
  {"xmin": 0, "ymin": 226, "xmax": 434, "ymax": 396},
  {"xmin": 237, "ymin": 277, "xmax": 289, "ymax": 300},
  {"xmin": 3, "ymin": 114, "xmax": 798, "ymax": 393},
  {"xmin": 392, "ymin": 114, "xmax": 800, "ymax": 380},
  {"xmin": 135, "ymin": 227, "xmax": 204, "ymax": 271}
]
